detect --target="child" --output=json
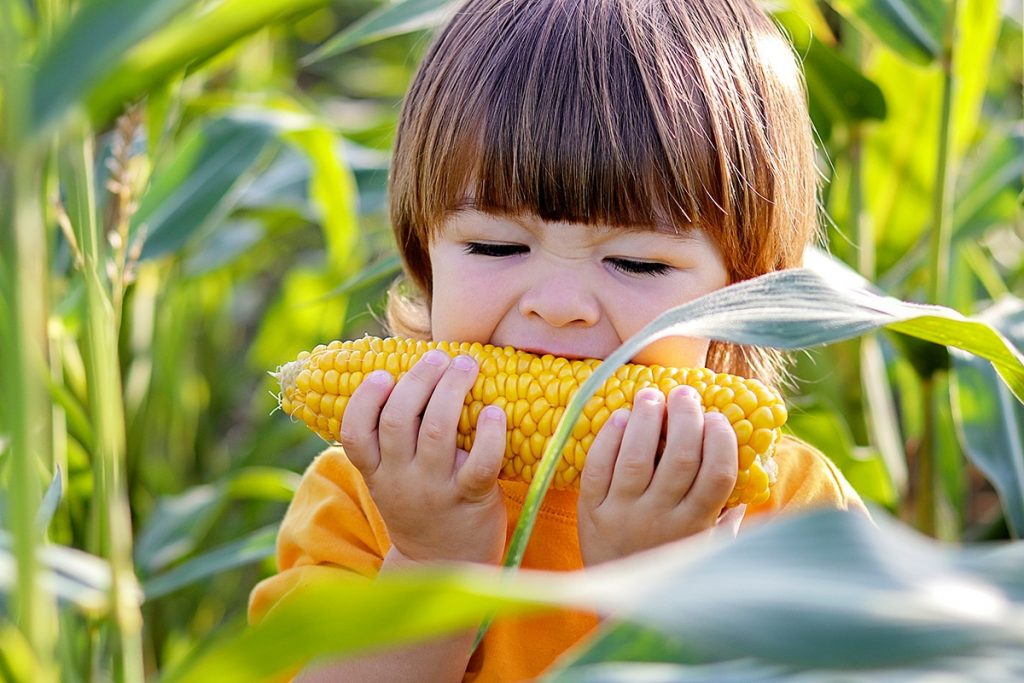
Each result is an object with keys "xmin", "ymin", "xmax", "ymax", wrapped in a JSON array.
[{"xmin": 250, "ymin": 0, "xmax": 868, "ymax": 679}]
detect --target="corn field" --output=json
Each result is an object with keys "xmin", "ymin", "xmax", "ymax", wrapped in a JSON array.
[{"xmin": 0, "ymin": 0, "xmax": 1022, "ymax": 680}]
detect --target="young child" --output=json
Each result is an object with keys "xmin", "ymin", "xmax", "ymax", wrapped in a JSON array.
[{"xmin": 250, "ymin": 0, "xmax": 868, "ymax": 679}]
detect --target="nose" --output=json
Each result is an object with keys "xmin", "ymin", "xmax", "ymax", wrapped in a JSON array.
[{"xmin": 518, "ymin": 271, "xmax": 600, "ymax": 327}]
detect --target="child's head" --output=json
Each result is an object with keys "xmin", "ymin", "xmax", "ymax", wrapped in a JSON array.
[{"xmin": 385, "ymin": 0, "xmax": 819, "ymax": 385}]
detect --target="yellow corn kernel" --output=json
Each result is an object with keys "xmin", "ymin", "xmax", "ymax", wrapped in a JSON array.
[{"xmin": 274, "ymin": 336, "xmax": 788, "ymax": 506}]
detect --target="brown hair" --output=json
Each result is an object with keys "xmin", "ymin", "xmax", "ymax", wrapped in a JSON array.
[{"xmin": 385, "ymin": 0, "xmax": 820, "ymax": 387}]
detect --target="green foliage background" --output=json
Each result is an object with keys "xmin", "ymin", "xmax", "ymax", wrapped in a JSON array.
[{"xmin": 0, "ymin": 0, "xmax": 1021, "ymax": 680}]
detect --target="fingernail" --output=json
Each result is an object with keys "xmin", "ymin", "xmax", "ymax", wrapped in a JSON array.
[
  {"xmin": 453, "ymin": 355, "xmax": 476, "ymax": 371},
  {"xmin": 676, "ymin": 385, "xmax": 698, "ymax": 401},
  {"xmin": 368, "ymin": 370, "xmax": 392, "ymax": 386},
  {"xmin": 636, "ymin": 388, "xmax": 663, "ymax": 404},
  {"xmin": 482, "ymin": 405, "xmax": 503, "ymax": 421},
  {"xmin": 612, "ymin": 409, "xmax": 630, "ymax": 428},
  {"xmin": 422, "ymin": 349, "xmax": 448, "ymax": 366}
]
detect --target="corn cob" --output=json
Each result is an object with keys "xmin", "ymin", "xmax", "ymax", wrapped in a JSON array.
[{"xmin": 274, "ymin": 336, "xmax": 787, "ymax": 506}]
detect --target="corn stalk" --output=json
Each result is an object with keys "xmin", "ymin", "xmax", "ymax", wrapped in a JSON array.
[
  {"xmin": 61, "ymin": 122, "xmax": 145, "ymax": 682},
  {"xmin": 0, "ymin": 3, "xmax": 59, "ymax": 680}
]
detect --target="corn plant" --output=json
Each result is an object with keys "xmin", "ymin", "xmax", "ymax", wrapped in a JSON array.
[{"xmin": 0, "ymin": 0, "xmax": 1021, "ymax": 681}]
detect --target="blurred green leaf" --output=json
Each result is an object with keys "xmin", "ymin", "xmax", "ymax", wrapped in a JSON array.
[
  {"xmin": 548, "ymin": 621, "xmax": 700, "ymax": 674},
  {"xmin": 86, "ymin": 0, "xmax": 331, "ymax": 126},
  {"xmin": 776, "ymin": 11, "xmax": 886, "ymax": 140},
  {"xmin": 951, "ymin": 296, "xmax": 1024, "ymax": 537},
  {"xmin": 320, "ymin": 254, "xmax": 402, "ymax": 301},
  {"xmin": 35, "ymin": 469, "xmax": 62, "ymax": 536},
  {"xmin": 0, "ymin": 533, "xmax": 115, "ymax": 615},
  {"xmin": 165, "ymin": 510, "xmax": 1024, "ymax": 682},
  {"xmin": 304, "ymin": 0, "xmax": 459, "ymax": 64},
  {"xmin": 130, "ymin": 116, "xmax": 277, "ymax": 261},
  {"xmin": 788, "ymin": 405, "xmax": 897, "ymax": 506},
  {"xmin": 31, "ymin": 0, "xmax": 198, "ymax": 133},
  {"xmin": 828, "ymin": 0, "xmax": 946, "ymax": 64},
  {"xmin": 160, "ymin": 568, "xmax": 552, "ymax": 683},
  {"xmin": 142, "ymin": 525, "xmax": 278, "ymax": 601},
  {"xmin": 0, "ymin": 621, "xmax": 40, "ymax": 683},
  {"xmin": 135, "ymin": 467, "xmax": 299, "ymax": 575}
]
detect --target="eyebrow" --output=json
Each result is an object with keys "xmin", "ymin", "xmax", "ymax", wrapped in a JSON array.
[{"xmin": 443, "ymin": 201, "xmax": 701, "ymax": 242}]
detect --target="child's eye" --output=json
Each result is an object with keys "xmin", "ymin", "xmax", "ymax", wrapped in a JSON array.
[
  {"xmin": 606, "ymin": 258, "xmax": 673, "ymax": 277},
  {"xmin": 462, "ymin": 242, "xmax": 529, "ymax": 257}
]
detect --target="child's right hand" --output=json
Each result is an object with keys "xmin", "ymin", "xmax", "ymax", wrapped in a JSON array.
[{"xmin": 339, "ymin": 350, "xmax": 508, "ymax": 566}]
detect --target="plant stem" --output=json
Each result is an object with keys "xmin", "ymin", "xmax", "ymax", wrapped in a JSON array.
[
  {"xmin": 928, "ymin": 0, "xmax": 960, "ymax": 308},
  {"xmin": 63, "ymin": 123, "xmax": 145, "ymax": 683},
  {"xmin": 0, "ymin": 4, "xmax": 59, "ymax": 681}
]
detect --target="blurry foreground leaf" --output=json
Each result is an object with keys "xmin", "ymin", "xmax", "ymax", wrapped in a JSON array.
[{"xmin": 164, "ymin": 510, "xmax": 1024, "ymax": 682}]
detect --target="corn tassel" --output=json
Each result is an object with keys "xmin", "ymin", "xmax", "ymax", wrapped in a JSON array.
[{"xmin": 274, "ymin": 336, "xmax": 787, "ymax": 506}]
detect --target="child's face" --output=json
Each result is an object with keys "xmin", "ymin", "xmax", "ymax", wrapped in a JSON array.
[{"xmin": 427, "ymin": 210, "xmax": 728, "ymax": 368}]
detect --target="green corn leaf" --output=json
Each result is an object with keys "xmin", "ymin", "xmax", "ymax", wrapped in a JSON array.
[
  {"xmin": 163, "ymin": 509, "xmax": 1024, "ymax": 681},
  {"xmin": 159, "ymin": 567, "xmax": 553, "ymax": 683},
  {"xmin": 951, "ymin": 296, "xmax": 1024, "ymax": 537},
  {"xmin": 85, "ymin": 0, "xmax": 331, "ymax": 127},
  {"xmin": 130, "ymin": 116, "xmax": 277, "ymax": 262},
  {"xmin": 134, "ymin": 467, "xmax": 299, "ymax": 575},
  {"xmin": 142, "ymin": 525, "xmax": 279, "ymax": 601},
  {"xmin": 303, "ymin": 0, "xmax": 459, "ymax": 64},
  {"xmin": 505, "ymin": 268, "xmax": 1024, "ymax": 592},
  {"xmin": 31, "ymin": 0, "xmax": 199, "ymax": 134},
  {"xmin": 828, "ymin": 0, "xmax": 946, "ymax": 64}
]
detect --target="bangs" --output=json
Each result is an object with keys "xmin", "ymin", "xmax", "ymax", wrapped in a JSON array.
[{"xmin": 390, "ymin": 0, "xmax": 818, "ymax": 296}]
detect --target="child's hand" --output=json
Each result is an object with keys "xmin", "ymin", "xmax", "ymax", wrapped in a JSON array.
[
  {"xmin": 577, "ymin": 386, "xmax": 741, "ymax": 566},
  {"xmin": 340, "ymin": 351, "xmax": 508, "ymax": 566}
]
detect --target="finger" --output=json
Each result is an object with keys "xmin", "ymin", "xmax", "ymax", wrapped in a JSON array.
[
  {"xmin": 686, "ymin": 411, "xmax": 739, "ymax": 513},
  {"xmin": 707, "ymin": 504, "xmax": 746, "ymax": 543},
  {"xmin": 415, "ymin": 354, "xmax": 480, "ymax": 471},
  {"xmin": 455, "ymin": 404, "xmax": 506, "ymax": 499},
  {"xmin": 376, "ymin": 349, "xmax": 452, "ymax": 465},
  {"xmin": 579, "ymin": 408, "xmax": 629, "ymax": 510},
  {"xmin": 648, "ymin": 385, "xmax": 704, "ymax": 504},
  {"xmin": 608, "ymin": 388, "xmax": 663, "ymax": 499},
  {"xmin": 339, "ymin": 369, "xmax": 394, "ymax": 477}
]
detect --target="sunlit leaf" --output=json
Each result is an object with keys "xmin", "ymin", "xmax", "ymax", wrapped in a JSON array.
[
  {"xmin": 303, "ymin": 0, "xmax": 459, "ymax": 64},
  {"xmin": 505, "ymin": 268, "xmax": 1024, "ymax": 583}
]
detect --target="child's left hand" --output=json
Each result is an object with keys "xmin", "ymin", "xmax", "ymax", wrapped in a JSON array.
[{"xmin": 577, "ymin": 385, "xmax": 742, "ymax": 566}]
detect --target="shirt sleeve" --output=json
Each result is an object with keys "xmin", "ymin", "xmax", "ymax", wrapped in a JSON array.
[
  {"xmin": 248, "ymin": 447, "xmax": 392, "ymax": 624},
  {"xmin": 745, "ymin": 435, "xmax": 871, "ymax": 520}
]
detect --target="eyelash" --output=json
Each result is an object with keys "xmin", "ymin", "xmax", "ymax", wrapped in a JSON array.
[{"xmin": 461, "ymin": 242, "xmax": 673, "ymax": 277}]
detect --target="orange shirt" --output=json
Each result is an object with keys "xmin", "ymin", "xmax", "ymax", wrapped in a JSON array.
[{"xmin": 249, "ymin": 436, "xmax": 867, "ymax": 681}]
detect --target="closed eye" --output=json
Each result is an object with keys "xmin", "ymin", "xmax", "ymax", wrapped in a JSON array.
[
  {"xmin": 606, "ymin": 258, "xmax": 673, "ymax": 277},
  {"xmin": 462, "ymin": 242, "xmax": 529, "ymax": 257}
]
